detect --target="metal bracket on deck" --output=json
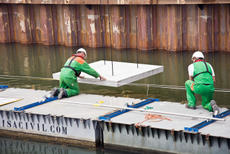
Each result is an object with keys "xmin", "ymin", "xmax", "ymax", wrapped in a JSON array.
[
  {"xmin": 14, "ymin": 97, "xmax": 58, "ymax": 111},
  {"xmin": 0, "ymin": 85, "xmax": 8, "ymax": 90},
  {"xmin": 184, "ymin": 109, "xmax": 230, "ymax": 133},
  {"xmin": 98, "ymin": 98, "xmax": 159, "ymax": 121}
]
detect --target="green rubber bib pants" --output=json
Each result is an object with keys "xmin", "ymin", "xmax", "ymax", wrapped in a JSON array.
[
  {"xmin": 60, "ymin": 56, "xmax": 99, "ymax": 97},
  {"xmin": 185, "ymin": 61, "xmax": 215, "ymax": 111}
]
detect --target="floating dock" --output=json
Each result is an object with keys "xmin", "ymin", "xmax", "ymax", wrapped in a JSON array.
[{"xmin": 0, "ymin": 88, "xmax": 230, "ymax": 153}]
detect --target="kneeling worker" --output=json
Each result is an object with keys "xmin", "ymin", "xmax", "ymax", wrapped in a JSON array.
[
  {"xmin": 51, "ymin": 48, "xmax": 106, "ymax": 99},
  {"xmin": 185, "ymin": 51, "xmax": 219, "ymax": 116}
]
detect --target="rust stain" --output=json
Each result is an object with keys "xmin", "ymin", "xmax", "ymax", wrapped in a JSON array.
[
  {"xmin": 86, "ymin": 6, "xmax": 102, "ymax": 48},
  {"xmin": 182, "ymin": 5, "xmax": 188, "ymax": 51},
  {"xmin": 110, "ymin": 6, "xmax": 121, "ymax": 49},
  {"xmin": 137, "ymin": 6, "xmax": 145, "ymax": 50},
  {"xmin": 63, "ymin": 5, "xmax": 72, "ymax": 46},
  {"xmin": 152, "ymin": 5, "xmax": 157, "ymax": 50},
  {"xmin": 0, "ymin": 7, "xmax": 10, "ymax": 43}
]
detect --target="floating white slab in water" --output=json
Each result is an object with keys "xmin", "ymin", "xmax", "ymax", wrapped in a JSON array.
[{"xmin": 52, "ymin": 60, "xmax": 164, "ymax": 87}]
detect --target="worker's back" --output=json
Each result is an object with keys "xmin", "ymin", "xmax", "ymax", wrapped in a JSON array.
[
  {"xmin": 193, "ymin": 61, "xmax": 213, "ymax": 85},
  {"xmin": 61, "ymin": 56, "xmax": 85, "ymax": 78}
]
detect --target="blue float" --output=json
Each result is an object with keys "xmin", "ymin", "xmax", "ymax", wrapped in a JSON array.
[
  {"xmin": 14, "ymin": 96, "xmax": 58, "ymax": 111},
  {"xmin": 0, "ymin": 85, "xmax": 8, "ymax": 89},
  {"xmin": 98, "ymin": 98, "xmax": 159, "ymax": 121},
  {"xmin": 184, "ymin": 109, "xmax": 230, "ymax": 133}
]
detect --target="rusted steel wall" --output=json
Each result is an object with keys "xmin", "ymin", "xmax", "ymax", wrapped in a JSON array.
[
  {"xmin": 1, "ymin": 0, "xmax": 230, "ymax": 5},
  {"xmin": 0, "ymin": 4, "xmax": 230, "ymax": 52},
  {"xmin": 0, "ymin": 5, "xmax": 10, "ymax": 43}
]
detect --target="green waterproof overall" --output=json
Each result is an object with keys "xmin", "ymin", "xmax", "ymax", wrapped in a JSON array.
[
  {"xmin": 60, "ymin": 55, "xmax": 99, "ymax": 97},
  {"xmin": 185, "ymin": 61, "xmax": 215, "ymax": 111}
]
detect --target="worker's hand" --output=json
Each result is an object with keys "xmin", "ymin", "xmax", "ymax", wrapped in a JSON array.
[
  {"xmin": 79, "ymin": 75, "xmax": 85, "ymax": 79},
  {"xmin": 99, "ymin": 75, "xmax": 106, "ymax": 81}
]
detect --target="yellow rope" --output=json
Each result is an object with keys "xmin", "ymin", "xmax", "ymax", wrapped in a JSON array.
[{"xmin": 0, "ymin": 98, "xmax": 23, "ymax": 107}]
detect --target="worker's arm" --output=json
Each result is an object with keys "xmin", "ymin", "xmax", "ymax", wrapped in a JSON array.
[
  {"xmin": 188, "ymin": 64, "xmax": 194, "ymax": 81},
  {"xmin": 80, "ymin": 62, "xmax": 105, "ymax": 79},
  {"xmin": 81, "ymin": 63, "xmax": 99, "ymax": 78},
  {"xmin": 209, "ymin": 64, "xmax": 216, "ymax": 83}
]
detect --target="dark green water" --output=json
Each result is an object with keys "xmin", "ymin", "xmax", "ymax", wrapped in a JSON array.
[
  {"xmin": 0, "ymin": 43, "xmax": 230, "ymax": 107},
  {"xmin": 1, "ymin": 137, "xmax": 169, "ymax": 154},
  {"xmin": 0, "ymin": 43, "xmax": 230, "ymax": 153}
]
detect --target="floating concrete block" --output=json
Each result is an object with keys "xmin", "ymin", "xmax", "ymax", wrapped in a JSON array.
[{"xmin": 52, "ymin": 60, "xmax": 164, "ymax": 87}]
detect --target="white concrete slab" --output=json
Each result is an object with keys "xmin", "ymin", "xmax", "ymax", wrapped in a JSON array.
[{"xmin": 52, "ymin": 60, "xmax": 164, "ymax": 87}]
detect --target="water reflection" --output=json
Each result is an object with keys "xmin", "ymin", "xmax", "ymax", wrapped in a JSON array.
[
  {"xmin": 0, "ymin": 137, "xmax": 170, "ymax": 154},
  {"xmin": 0, "ymin": 43, "xmax": 229, "ymax": 108}
]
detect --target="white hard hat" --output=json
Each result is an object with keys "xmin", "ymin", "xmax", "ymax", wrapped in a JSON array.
[
  {"xmin": 192, "ymin": 51, "xmax": 204, "ymax": 59},
  {"xmin": 76, "ymin": 48, "xmax": 87, "ymax": 58}
]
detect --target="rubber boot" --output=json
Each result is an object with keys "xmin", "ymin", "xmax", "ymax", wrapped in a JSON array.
[
  {"xmin": 185, "ymin": 104, "xmax": 196, "ymax": 110},
  {"xmin": 210, "ymin": 100, "xmax": 220, "ymax": 116},
  {"xmin": 42, "ymin": 88, "xmax": 59, "ymax": 101},
  {"xmin": 58, "ymin": 88, "xmax": 68, "ymax": 99},
  {"xmin": 50, "ymin": 87, "xmax": 60, "ymax": 97}
]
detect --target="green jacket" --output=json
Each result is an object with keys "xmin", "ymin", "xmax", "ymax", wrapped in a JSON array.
[
  {"xmin": 193, "ymin": 61, "xmax": 213, "ymax": 85},
  {"xmin": 60, "ymin": 55, "xmax": 100, "ymax": 79}
]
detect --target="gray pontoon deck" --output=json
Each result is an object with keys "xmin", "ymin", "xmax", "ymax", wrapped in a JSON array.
[{"xmin": 0, "ymin": 88, "xmax": 229, "ymax": 154}]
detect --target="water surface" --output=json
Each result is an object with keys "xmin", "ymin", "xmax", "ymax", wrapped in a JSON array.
[
  {"xmin": 1, "ymin": 137, "xmax": 169, "ymax": 154},
  {"xmin": 0, "ymin": 43, "xmax": 229, "ymax": 107},
  {"xmin": 0, "ymin": 43, "xmax": 230, "ymax": 153}
]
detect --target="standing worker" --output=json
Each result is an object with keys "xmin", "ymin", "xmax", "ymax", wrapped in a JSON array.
[
  {"xmin": 51, "ymin": 48, "xmax": 106, "ymax": 99},
  {"xmin": 185, "ymin": 51, "xmax": 219, "ymax": 116}
]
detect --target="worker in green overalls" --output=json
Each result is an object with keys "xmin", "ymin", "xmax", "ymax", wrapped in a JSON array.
[
  {"xmin": 185, "ymin": 51, "xmax": 219, "ymax": 116},
  {"xmin": 51, "ymin": 48, "xmax": 106, "ymax": 99}
]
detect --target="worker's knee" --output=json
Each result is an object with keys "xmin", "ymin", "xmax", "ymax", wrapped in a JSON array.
[{"xmin": 71, "ymin": 90, "xmax": 79, "ymax": 97}]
